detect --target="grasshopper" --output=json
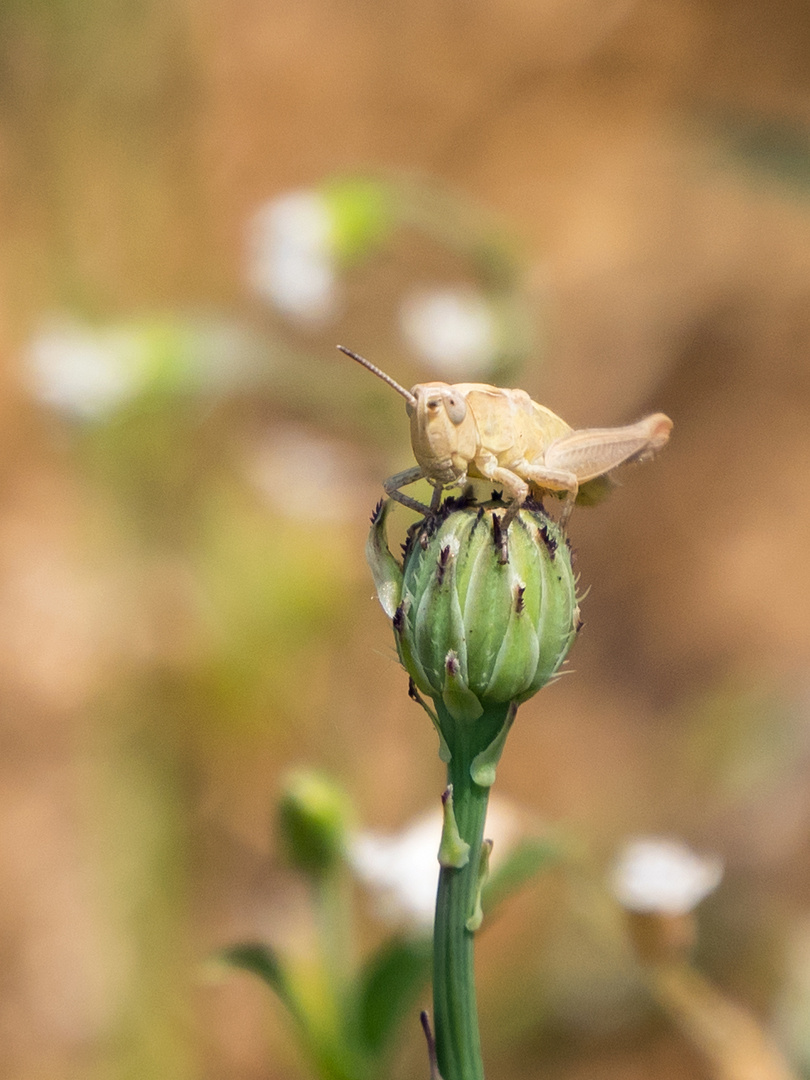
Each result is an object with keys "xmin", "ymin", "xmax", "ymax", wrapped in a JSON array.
[{"xmin": 339, "ymin": 346, "xmax": 672, "ymax": 540}]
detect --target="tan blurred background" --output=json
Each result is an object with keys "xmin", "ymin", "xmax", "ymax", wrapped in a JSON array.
[{"xmin": 1, "ymin": 1, "xmax": 810, "ymax": 1077}]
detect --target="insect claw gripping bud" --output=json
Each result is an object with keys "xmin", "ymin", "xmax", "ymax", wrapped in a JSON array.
[{"xmin": 367, "ymin": 498, "xmax": 579, "ymax": 751}]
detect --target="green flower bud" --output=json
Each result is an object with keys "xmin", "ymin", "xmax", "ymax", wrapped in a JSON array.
[
  {"xmin": 367, "ymin": 500, "xmax": 580, "ymax": 725},
  {"xmin": 277, "ymin": 770, "xmax": 351, "ymax": 878}
]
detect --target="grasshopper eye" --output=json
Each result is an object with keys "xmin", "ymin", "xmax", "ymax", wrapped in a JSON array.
[{"xmin": 444, "ymin": 393, "xmax": 467, "ymax": 425}]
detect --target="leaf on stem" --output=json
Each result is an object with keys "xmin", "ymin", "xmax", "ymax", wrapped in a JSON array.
[
  {"xmin": 216, "ymin": 942, "xmax": 302, "ymax": 1022},
  {"xmin": 355, "ymin": 936, "xmax": 433, "ymax": 1059}
]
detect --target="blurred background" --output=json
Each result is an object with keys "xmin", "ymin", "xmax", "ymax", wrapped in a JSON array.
[{"xmin": 2, "ymin": 1, "xmax": 810, "ymax": 1077}]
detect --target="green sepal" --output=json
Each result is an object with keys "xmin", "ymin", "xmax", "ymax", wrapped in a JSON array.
[
  {"xmin": 395, "ymin": 596, "xmax": 434, "ymax": 698},
  {"xmin": 469, "ymin": 702, "xmax": 517, "ymax": 787},
  {"xmin": 485, "ymin": 588, "xmax": 540, "ymax": 701},
  {"xmin": 460, "ymin": 530, "xmax": 513, "ymax": 692},
  {"xmin": 442, "ymin": 651, "xmax": 484, "ymax": 723},
  {"xmin": 465, "ymin": 839, "xmax": 493, "ymax": 933},
  {"xmin": 438, "ymin": 785, "xmax": 471, "ymax": 869},
  {"xmin": 366, "ymin": 500, "xmax": 402, "ymax": 618},
  {"xmin": 414, "ymin": 539, "xmax": 469, "ymax": 695},
  {"xmin": 527, "ymin": 533, "xmax": 578, "ymax": 696}
]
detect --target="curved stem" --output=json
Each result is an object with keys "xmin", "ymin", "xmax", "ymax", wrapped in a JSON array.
[{"xmin": 433, "ymin": 703, "xmax": 508, "ymax": 1080}]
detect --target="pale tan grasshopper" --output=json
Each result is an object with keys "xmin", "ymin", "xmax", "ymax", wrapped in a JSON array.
[{"xmin": 340, "ymin": 346, "xmax": 671, "ymax": 547}]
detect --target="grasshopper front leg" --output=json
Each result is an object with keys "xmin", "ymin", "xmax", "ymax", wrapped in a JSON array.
[{"xmin": 383, "ymin": 465, "xmax": 435, "ymax": 516}]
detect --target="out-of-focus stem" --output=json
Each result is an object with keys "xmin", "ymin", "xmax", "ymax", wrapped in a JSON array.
[
  {"xmin": 651, "ymin": 962, "xmax": 798, "ymax": 1080},
  {"xmin": 315, "ymin": 869, "xmax": 353, "ymax": 1010}
]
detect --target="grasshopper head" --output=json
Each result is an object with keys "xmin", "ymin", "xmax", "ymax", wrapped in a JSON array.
[
  {"xmin": 335, "ymin": 349, "xmax": 477, "ymax": 485},
  {"xmin": 408, "ymin": 383, "xmax": 478, "ymax": 483}
]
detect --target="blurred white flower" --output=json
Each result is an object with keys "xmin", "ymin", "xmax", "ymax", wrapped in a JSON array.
[
  {"xmin": 247, "ymin": 191, "xmax": 338, "ymax": 325},
  {"xmin": 348, "ymin": 797, "xmax": 521, "ymax": 930},
  {"xmin": 612, "ymin": 838, "xmax": 723, "ymax": 916},
  {"xmin": 23, "ymin": 316, "xmax": 262, "ymax": 421},
  {"xmin": 179, "ymin": 317, "xmax": 263, "ymax": 393},
  {"xmin": 244, "ymin": 423, "xmax": 367, "ymax": 523},
  {"xmin": 400, "ymin": 287, "xmax": 496, "ymax": 378},
  {"xmin": 25, "ymin": 319, "xmax": 146, "ymax": 420}
]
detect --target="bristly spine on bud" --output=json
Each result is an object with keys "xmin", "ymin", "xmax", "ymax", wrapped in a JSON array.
[
  {"xmin": 436, "ymin": 545, "xmax": 451, "ymax": 585},
  {"xmin": 537, "ymin": 521, "xmax": 557, "ymax": 558}
]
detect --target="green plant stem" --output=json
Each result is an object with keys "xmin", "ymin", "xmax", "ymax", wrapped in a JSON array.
[
  {"xmin": 310, "ymin": 869, "xmax": 365, "ymax": 1080},
  {"xmin": 315, "ymin": 869, "xmax": 353, "ymax": 1007},
  {"xmin": 433, "ymin": 703, "xmax": 508, "ymax": 1080}
]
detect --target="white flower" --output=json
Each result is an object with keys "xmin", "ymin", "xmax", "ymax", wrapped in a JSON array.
[
  {"xmin": 244, "ymin": 424, "xmax": 366, "ymax": 523},
  {"xmin": 24, "ymin": 319, "xmax": 147, "ymax": 420},
  {"xmin": 246, "ymin": 191, "xmax": 338, "ymax": 325},
  {"xmin": 348, "ymin": 797, "xmax": 521, "ymax": 930},
  {"xmin": 178, "ymin": 317, "xmax": 263, "ymax": 394},
  {"xmin": 400, "ymin": 287, "xmax": 496, "ymax": 378},
  {"xmin": 23, "ymin": 316, "xmax": 262, "ymax": 420},
  {"xmin": 612, "ymin": 838, "xmax": 723, "ymax": 916}
]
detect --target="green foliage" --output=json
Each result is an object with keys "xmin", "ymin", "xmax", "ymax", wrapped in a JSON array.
[
  {"xmin": 482, "ymin": 836, "xmax": 561, "ymax": 915},
  {"xmin": 218, "ymin": 943, "xmax": 301, "ymax": 1022},
  {"xmin": 219, "ymin": 771, "xmax": 560, "ymax": 1080},
  {"xmin": 354, "ymin": 937, "xmax": 433, "ymax": 1059}
]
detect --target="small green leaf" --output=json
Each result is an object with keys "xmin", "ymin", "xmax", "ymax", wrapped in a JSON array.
[
  {"xmin": 217, "ymin": 943, "xmax": 300, "ymax": 1021},
  {"xmin": 438, "ymin": 785, "xmax": 470, "ymax": 869},
  {"xmin": 465, "ymin": 838, "xmax": 493, "ymax": 933},
  {"xmin": 469, "ymin": 702, "xmax": 517, "ymax": 787},
  {"xmin": 355, "ymin": 936, "xmax": 433, "ymax": 1059},
  {"xmin": 481, "ymin": 837, "xmax": 560, "ymax": 915}
]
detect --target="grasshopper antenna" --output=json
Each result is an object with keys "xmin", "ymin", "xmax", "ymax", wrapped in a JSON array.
[{"xmin": 337, "ymin": 345, "xmax": 417, "ymax": 407}]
